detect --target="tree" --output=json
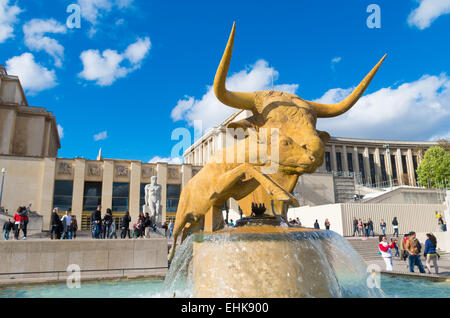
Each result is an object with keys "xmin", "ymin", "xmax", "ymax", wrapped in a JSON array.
[
  {"xmin": 437, "ymin": 139, "xmax": 450, "ymax": 152},
  {"xmin": 416, "ymin": 146, "xmax": 450, "ymax": 188}
]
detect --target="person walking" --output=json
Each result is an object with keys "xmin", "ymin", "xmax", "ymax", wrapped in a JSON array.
[
  {"xmin": 424, "ymin": 233, "xmax": 439, "ymax": 274},
  {"xmin": 314, "ymin": 220, "xmax": 320, "ymax": 229},
  {"xmin": 121, "ymin": 211, "xmax": 131, "ymax": 239},
  {"xmin": 103, "ymin": 209, "xmax": 113, "ymax": 239},
  {"xmin": 378, "ymin": 235, "xmax": 395, "ymax": 271},
  {"xmin": 22, "ymin": 206, "xmax": 29, "ymax": 240},
  {"xmin": 405, "ymin": 232, "xmax": 425, "ymax": 273},
  {"xmin": 380, "ymin": 219, "xmax": 386, "ymax": 236},
  {"xmin": 352, "ymin": 217, "xmax": 358, "ymax": 236},
  {"xmin": 2, "ymin": 219, "xmax": 13, "ymax": 240},
  {"xmin": 392, "ymin": 217, "xmax": 399, "ymax": 237},
  {"xmin": 70, "ymin": 215, "xmax": 78, "ymax": 239},
  {"xmin": 324, "ymin": 219, "xmax": 330, "ymax": 230},
  {"xmin": 61, "ymin": 210, "xmax": 72, "ymax": 239}
]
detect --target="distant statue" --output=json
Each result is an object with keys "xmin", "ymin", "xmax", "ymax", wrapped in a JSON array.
[{"xmin": 145, "ymin": 176, "xmax": 162, "ymax": 226}]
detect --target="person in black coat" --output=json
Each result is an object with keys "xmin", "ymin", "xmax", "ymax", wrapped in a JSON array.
[{"xmin": 121, "ymin": 211, "xmax": 131, "ymax": 239}]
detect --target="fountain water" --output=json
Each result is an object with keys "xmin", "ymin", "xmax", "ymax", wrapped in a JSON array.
[{"xmin": 163, "ymin": 223, "xmax": 385, "ymax": 298}]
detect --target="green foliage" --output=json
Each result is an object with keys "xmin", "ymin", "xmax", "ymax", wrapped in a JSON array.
[{"xmin": 416, "ymin": 146, "xmax": 450, "ymax": 188}]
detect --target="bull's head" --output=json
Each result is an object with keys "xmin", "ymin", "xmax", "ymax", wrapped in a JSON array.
[{"xmin": 214, "ymin": 23, "xmax": 385, "ymax": 175}]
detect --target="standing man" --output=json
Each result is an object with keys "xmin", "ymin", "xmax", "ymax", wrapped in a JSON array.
[
  {"xmin": 352, "ymin": 217, "xmax": 358, "ymax": 236},
  {"xmin": 392, "ymin": 217, "xmax": 399, "ymax": 237},
  {"xmin": 121, "ymin": 211, "xmax": 131, "ymax": 239},
  {"xmin": 61, "ymin": 209, "xmax": 72, "ymax": 239},
  {"xmin": 91, "ymin": 205, "xmax": 102, "ymax": 239},
  {"xmin": 405, "ymin": 232, "xmax": 425, "ymax": 273},
  {"xmin": 380, "ymin": 219, "xmax": 387, "ymax": 236},
  {"xmin": 368, "ymin": 218, "xmax": 374, "ymax": 237},
  {"xmin": 103, "ymin": 209, "xmax": 113, "ymax": 239}
]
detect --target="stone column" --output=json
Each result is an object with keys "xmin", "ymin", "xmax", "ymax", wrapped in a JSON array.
[
  {"xmin": 407, "ymin": 149, "xmax": 415, "ymax": 186},
  {"xmin": 0, "ymin": 108, "xmax": 16, "ymax": 155},
  {"xmin": 129, "ymin": 162, "xmax": 141, "ymax": 221},
  {"xmin": 342, "ymin": 145, "xmax": 349, "ymax": 174},
  {"xmin": 38, "ymin": 158, "xmax": 56, "ymax": 230},
  {"xmin": 101, "ymin": 160, "xmax": 114, "ymax": 214},
  {"xmin": 363, "ymin": 147, "xmax": 371, "ymax": 185},
  {"xmin": 374, "ymin": 148, "xmax": 382, "ymax": 186},
  {"xmin": 385, "ymin": 148, "xmax": 393, "ymax": 183},
  {"xmin": 181, "ymin": 164, "xmax": 192, "ymax": 189},
  {"xmin": 396, "ymin": 149, "xmax": 403, "ymax": 185},
  {"xmin": 331, "ymin": 144, "xmax": 337, "ymax": 172},
  {"xmin": 157, "ymin": 163, "xmax": 168, "ymax": 224},
  {"xmin": 72, "ymin": 159, "xmax": 86, "ymax": 223}
]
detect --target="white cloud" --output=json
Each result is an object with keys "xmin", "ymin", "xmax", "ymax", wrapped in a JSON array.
[
  {"xmin": 57, "ymin": 125, "xmax": 64, "ymax": 139},
  {"xmin": 171, "ymin": 59, "xmax": 298, "ymax": 130},
  {"xmin": 93, "ymin": 131, "xmax": 107, "ymax": 141},
  {"xmin": 5, "ymin": 53, "xmax": 57, "ymax": 94},
  {"xmin": 429, "ymin": 131, "xmax": 450, "ymax": 141},
  {"xmin": 408, "ymin": 0, "xmax": 450, "ymax": 30},
  {"xmin": 148, "ymin": 156, "xmax": 183, "ymax": 164},
  {"xmin": 0, "ymin": 0, "xmax": 22, "ymax": 43},
  {"xmin": 331, "ymin": 57, "xmax": 342, "ymax": 64},
  {"xmin": 77, "ymin": 0, "xmax": 133, "ymax": 35},
  {"xmin": 23, "ymin": 19, "xmax": 67, "ymax": 67},
  {"xmin": 79, "ymin": 37, "xmax": 151, "ymax": 86},
  {"xmin": 316, "ymin": 74, "xmax": 450, "ymax": 140}
]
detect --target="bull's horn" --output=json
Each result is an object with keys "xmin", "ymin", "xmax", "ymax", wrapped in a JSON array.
[
  {"xmin": 213, "ymin": 22, "xmax": 256, "ymax": 111},
  {"xmin": 307, "ymin": 54, "xmax": 387, "ymax": 118}
]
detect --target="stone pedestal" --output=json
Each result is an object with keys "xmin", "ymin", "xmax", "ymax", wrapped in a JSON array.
[{"xmin": 190, "ymin": 227, "xmax": 340, "ymax": 298}]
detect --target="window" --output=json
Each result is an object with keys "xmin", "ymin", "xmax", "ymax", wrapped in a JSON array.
[
  {"xmin": 347, "ymin": 153, "xmax": 353, "ymax": 172},
  {"xmin": 166, "ymin": 184, "xmax": 181, "ymax": 213},
  {"xmin": 369, "ymin": 154, "xmax": 376, "ymax": 185},
  {"xmin": 358, "ymin": 153, "xmax": 365, "ymax": 184},
  {"xmin": 336, "ymin": 152, "xmax": 342, "ymax": 172},
  {"xmin": 112, "ymin": 182, "xmax": 129, "ymax": 212},
  {"xmin": 325, "ymin": 152, "xmax": 331, "ymax": 172},
  {"xmin": 390, "ymin": 155, "xmax": 397, "ymax": 180},
  {"xmin": 53, "ymin": 180, "xmax": 73, "ymax": 212},
  {"xmin": 83, "ymin": 182, "xmax": 102, "ymax": 212},
  {"xmin": 380, "ymin": 154, "xmax": 387, "ymax": 183},
  {"xmin": 401, "ymin": 155, "xmax": 408, "ymax": 174}
]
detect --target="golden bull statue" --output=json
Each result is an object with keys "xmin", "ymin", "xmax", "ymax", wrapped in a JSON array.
[{"xmin": 168, "ymin": 22, "xmax": 385, "ymax": 261}]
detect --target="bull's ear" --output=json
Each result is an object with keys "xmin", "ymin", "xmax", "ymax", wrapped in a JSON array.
[{"xmin": 317, "ymin": 130, "xmax": 331, "ymax": 144}]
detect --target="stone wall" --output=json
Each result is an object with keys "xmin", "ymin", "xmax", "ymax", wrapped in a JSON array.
[{"xmin": 0, "ymin": 239, "xmax": 168, "ymax": 281}]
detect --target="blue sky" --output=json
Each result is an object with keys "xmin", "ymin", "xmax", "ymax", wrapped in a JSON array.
[{"xmin": 1, "ymin": 0, "xmax": 449, "ymax": 162}]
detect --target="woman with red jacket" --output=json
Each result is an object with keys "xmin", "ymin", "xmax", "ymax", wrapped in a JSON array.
[
  {"xmin": 379, "ymin": 235, "xmax": 395, "ymax": 271},
  {"xmin": 13, "ymin": 207, "xmax": 25, "ymax": 240}
]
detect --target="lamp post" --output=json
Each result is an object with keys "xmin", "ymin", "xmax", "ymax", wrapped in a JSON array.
[{"xmin": 0, "ymin": 168, "xmax": 6, "ymax": 211}]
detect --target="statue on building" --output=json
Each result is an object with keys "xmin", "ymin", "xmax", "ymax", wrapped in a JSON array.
[{"xmin": 144, "ymin": 176, "xmax": 162, "ymax": 226}]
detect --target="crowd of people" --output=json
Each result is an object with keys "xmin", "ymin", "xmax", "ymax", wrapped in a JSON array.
[
  {"xmin": 351, "ymin": 217, "xmax": 399, "ymax": 238},
  {"xmin": 2, "ymin": 206, "xmax": 30, "ymax": 240},
  {"xmin": 378, "ymin": 231, "xmax": 440, "ymax": 275}
]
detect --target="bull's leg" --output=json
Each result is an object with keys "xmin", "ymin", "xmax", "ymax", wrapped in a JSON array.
[
  {"xmin": 168, "ymin": 212, "xmax": 189, "ymax": 262},
  {"xmin": 211, "ymin": 163, "xmax": 298, "ymax": 207},
  {"xmin": 180, "ymin": 217, "xmax": 204, "ymax": 244}
]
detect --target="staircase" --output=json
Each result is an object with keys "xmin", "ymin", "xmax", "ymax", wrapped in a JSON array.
[
  {"xmin": 346, "ymin": 237, "xmax": 382, "ymax": 262},
  {"xmin": 334, "ymin": 176, "xmax": 355, "ymax": 203}
]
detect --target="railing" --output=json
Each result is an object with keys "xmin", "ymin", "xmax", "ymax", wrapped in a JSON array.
[{"xmin": 0, "ymin": 266, "xmax": 169, "ymax": 281}]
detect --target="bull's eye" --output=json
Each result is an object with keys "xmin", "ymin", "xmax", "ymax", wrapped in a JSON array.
[{"xmin": 281, "ymin": 139, "xmax": 290, "ymax": 146}]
